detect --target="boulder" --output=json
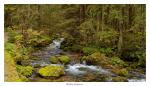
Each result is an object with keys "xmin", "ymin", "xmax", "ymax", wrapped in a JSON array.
[
  {"xmin": 58, "ymin": 55, "xmax": 71, "ymax": 65},
  {"xmin": 38, "ymin": 65, "xmax": 65, "ymax": 77}
]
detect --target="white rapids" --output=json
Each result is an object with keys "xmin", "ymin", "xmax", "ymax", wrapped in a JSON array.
[
  {"xmin": 49, "ymin": 38, "xmax": 64, "ymax": 49},
  {"xmin": 128, "ymin": 79, "xmax": 146, "ymax": 82},
  {"xmin": 65, "ymin": 64, "xmax": 111, "ymax": 75}
]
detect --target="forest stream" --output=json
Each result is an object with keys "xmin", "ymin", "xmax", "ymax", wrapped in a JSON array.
[{"xmin": 28, "ymin": 38, "xmax": 146, "ymax": 82}]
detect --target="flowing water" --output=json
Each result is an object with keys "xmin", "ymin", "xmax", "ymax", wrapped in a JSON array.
[{"xmin": 29, "ymin": 38, "xmax": 146, "ymax": 82}]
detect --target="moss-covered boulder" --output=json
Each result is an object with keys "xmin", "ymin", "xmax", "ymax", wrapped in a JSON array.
[
  {"xmin": 50, "ymin": 56, "xmax": 59, "ymax": 64},
  {"xmin": 16, "ymin": 65, "xmax": 34, "ymax": 77},
  {"xmin": 38, "ymin": 65, "xmax": 65, "ymax": 77},
  {"xmin": 112, "ymin": 76, "xmax": 128, "ymax": 82},
  {"xmin": 112, "ymin": 68, "xmax": 129, "ymax": 77},
  {"xmin": 58, "ymin": 55, "xmax": 71, "ymax": 65},
  {"xmin": 118, "ymin": 69, "xmax": 129, "ymax": 77},
  {"xmin": 81, "ymin": 52, "xmax": 109, "ymax": 66}
]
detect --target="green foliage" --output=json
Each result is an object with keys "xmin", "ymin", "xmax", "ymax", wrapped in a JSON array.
[
  {"xmin": 95, "ymin": 30, "xmax": 118, "ymax": 44},
  {"xmin": 50, "ymin": 56, "xmax": 59, "ymax": 64},
  {"xmin": 26, "ymin": 29, "xmax": 51, "ymax": 47},
  {"xmin": 82, "ymin": 46, "xmax": 113, "ymax": 55},
  {"xmin": 58, "ymin": 55, "xmax": 71, "ymax": 65},
  {"xmin": 5, "ymin": 42, "xmax": 29, "ymax": 63},
  {"xmin": 5, "ymin": 42, "xmax": 16, "ymax": 56},
  {"xmin": 4, "ymin": 51, "xmax": 22, "ymax": 82},
  {"xmin": 7, "ymin": 30, "xmax": 18, "ymax": 43},
  {"xmin": 16, "ymin": 65, "xmax": 34, "ymax": 77},
  {"xmin": 38, "ymin": 65, "xmax": 65, "ymax": 77},
  {"xmin": 69, "ymin": 45, "xmax": 83, "ymax": 52},
  {"xmin": 110, "ymin": 57, "xmax": 128, "ymax": 67},
  {"xmin": 82, "ymin": 47, "xmax": 98, "ymax": 55},
  {"xmin": 98, "ymin": 47, "xmax": 113, "ymax": 55}
]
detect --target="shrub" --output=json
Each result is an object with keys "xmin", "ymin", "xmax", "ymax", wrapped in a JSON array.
[
  {"xmin": 4, "ymin": 51, "xmax": 22, "ymax": 82},
  {"xmin": 5, "ymin": 42, "xmax": 29, "ymax": 63},
  {"xmin": 98, "ymin": 47, "xmax": 113, "ymax": 55},
  {"xmin": 110, "ymin": 57, "xmax": 128, "ymax": 67},
  {"xmin": 7, "ymin": 30, "xmax": 18, "ymax": 43},
  {"xmin": 82, "ymin": 46, "xmax": 113, "ymax": 55},
  {"xmin": 5, "ymin": 43, "xmax": 16, "ymax": 56},
  {"xmin": 82, "ymin": 47, "xmax": 98, "ymax": 55},
  {"xmin": 38, "ymin": 65, "xmax": 65, "ymax": 77},
  {"xmin": 70, "ymin": 45, "xmax": 82, "ymax": 52},
  {"xmin": 16, "ymin": 65, "xmax": 34, "ymax": 77}
]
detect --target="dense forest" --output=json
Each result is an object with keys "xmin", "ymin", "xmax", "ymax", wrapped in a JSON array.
[{"xmin": 4, "ymin": 4, "xmax": 146, "ymax": 82}]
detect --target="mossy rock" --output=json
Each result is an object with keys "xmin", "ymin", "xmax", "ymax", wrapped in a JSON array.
[
  {"xmin": 81, "ymin": 52, "xmax": 109, "ymax": 66},
  {"xmin": 16, "ymin": 65, "xmax": 34, "ymax": 77},
  {"xmin": 112, "ymin": 76, "xmax": 128, "ymax": 82},
  {"xmin": 38, "ymin": 65, "xmax": 65, "ymax": 77},
  {"xmin": 112, "ymin": 68, "xmax": 129, "ymax": 77},
  {"xmin": 34, "ymin": 64, "xmax": 41, "ymax": 68},
  {"xmin": 58, "ymin": 55, "xmax": 70, "ymax": 65},
  {"xmin": 50, "ymin": 56, "xmax": 59, "ymax": 64},
  {"xmin": 119, "ymin": 69, "xmax": 129, "ymax": 77}
]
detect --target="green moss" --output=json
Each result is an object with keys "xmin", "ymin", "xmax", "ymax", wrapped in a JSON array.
[
  {"xmin": 118, "ymin": 69, "xmax": 129, "ymax": 77},
  {"xmin": 81, "ymin": 52, "xmax": 109, "ymax": 66},
  {"xmin": 58, "ymin": 55, "xmax": 70, "ymax": 65},
  {"xmin": 112, "ymin": 76, "xmax": 128, "ymax": 82},
  {"xmin": 112, "ymin": 68, "xmax": 129, "ymax": 77},
  {"xmin": 4, "ymin": 51, "xmax": 22, "ymax": 82},
  {"xmin": 50, "ymin": 56, "xmax": 59, "ymax": 64},
  {"xmin": 16, "ymin": 65, "xmax": 34, "ymax": 77},
  {"xmin": 38, "ymin": 65, "xmax": 65, "ymax": 77}
]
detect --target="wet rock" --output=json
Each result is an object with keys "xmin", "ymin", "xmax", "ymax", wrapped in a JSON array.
[
  {"xmin": 34, "ymin": 64, "xmax": 41, "ymax": 68},
  {"xmin": 112, "ymin": 68, "xmax": 129, "ymax": 77},
  {"xmin": 38, "ymin": 65, "xmax": 65, "ymax": 78},
  {"xmin": 58, "ymin": 55, "xmax": 71, "ymax": 65},
  {"xmin": 50, "ymin": 56, "xmax": 59, "ymax": 64},
  {"xmin": 52, "ymin": 76, "xmax": 79, "ymax": 82},
  {"xmin": 112, "ymin": 76, "xmax": 128, "ymax": 82},
  {"xmin": 82, "ymin": 73, "xmax": 107, "ymax": 82}
]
